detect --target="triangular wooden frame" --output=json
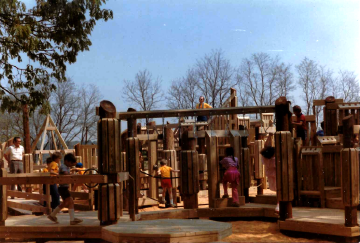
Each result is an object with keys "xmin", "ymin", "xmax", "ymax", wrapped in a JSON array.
[{"xmin": 31, "ymin": 115, "xmax": 68, "ymax": 153}]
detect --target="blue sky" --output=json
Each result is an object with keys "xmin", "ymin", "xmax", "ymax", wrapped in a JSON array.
[{"xmin": 23, "ymin": 0, "xmax": 360, "ymax": 113}]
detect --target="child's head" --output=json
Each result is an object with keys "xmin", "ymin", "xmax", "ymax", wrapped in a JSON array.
[
  {"xmin": 51, "ymin": 152, "xmax": 62, "ymax": 162},
  {"xmin": 76, "ymin": 162, "xmax": 83, "ymax": 168},
  {"xmin": 46, "ymin": 157, "xmax": 53, "ymax": 165},
  {"xmin": 64, "ymin": 153, "xmax": 77, "ymax": 167},
  {"xmin": 293, "ymin": 105, "xmax": 302, "ymax": 116},
  {"xmin": 160, "ymin": 159, "xmax": 167, "ymax": 166},
  {"xmin": 261, "ymin": 146, "xmax": 275, "ymax": 159},
  {"xmin": 225, "ymin": 147, "xmax": 234, "ymax": 157}
]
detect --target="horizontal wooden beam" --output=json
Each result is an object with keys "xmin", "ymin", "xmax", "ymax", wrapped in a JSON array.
[
  {"xmin": 117, "ymin": 106, "xmax": 276, "ymax": 120},
  {"xmin": 0, "ymin": 172, "xmax": 129, "ymax": 185},
  {"xmin": 7, "ymin": 201, "xmax": 47, "ymax": 213},
  {"xmin": 137, "ymin": 134, "xmax": 158, "ymax": 141},
  {"xmin": 7, "ymin": 190, "xmax": 46, "ymax": 201}
]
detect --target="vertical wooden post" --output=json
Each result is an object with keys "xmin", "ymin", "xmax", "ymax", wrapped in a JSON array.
[
  {"xmin": 0, "ymin": 168, "xmax": 7, "ymax": 226},
  {"xmin": 341, "ymin": 115, "xmax": 359, "ymax": 227},
  {"xmin": 206, "ymin": 131, "xmax": 219, "ymax": 208},
  {"xmin": 180, "ymin": 131, "xmax": 199, "ymax": 209},
  {"xmin": 324, "ymin": 96, "xmax": 338, "ymax": 136},
  {"xmin": 254, "ymin": 140, "xmax": 264, "ymax": 195},
  {"xmin": 148, "ymin": 140, "xmax": 158, "ymax": 200},
  {"xmin": 275, "ymin": 97, "xmax": 293, "ymax": 220},
  {"xmin": 126, "ymin": 137, "xmax": 140, "ymax": 221},
  {"xmin": 45, "ymin": 184, "xmax": 51, "ymax": 214},
  {"xmin": 198, "ymin": 154, "xmax": 207, "ymax": 190},
  {"xmin": 97, "ymin": 101, "xmax": 122, "ymax": 225},
  {"xmin": 163, "ymin": 125, "xmax": 178, "ymax": 205},
  {"xmin": 239, "ymin": 126, "xmax": 250, "ymax": 202},
  {"xmin": 22, "ymin": 104, "xmax": 31, "ymax": 154}
]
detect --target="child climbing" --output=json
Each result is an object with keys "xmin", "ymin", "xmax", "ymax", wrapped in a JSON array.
[
  {"xmin": 220, "ymin": 147, "xmax": 241, "ymax": 207},
  {"xmin": 292, "ymin": 105, "xmax": 307, "ymax": 142},
  {"xmin": 260, "ymin": 134, "xmax": 279, "ymax": 214},
  {"xmin": 157, "ymin": 159, "xmax": 179, "ymax": 208},
  {"xmin": 47, "ymin": 153, "xmax": 83, "ymax": 225}
]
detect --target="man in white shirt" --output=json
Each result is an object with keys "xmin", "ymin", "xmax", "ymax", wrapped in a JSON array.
[{"xmin": 4, "ymin": 137, "xmax": 25, "ymax": 191}]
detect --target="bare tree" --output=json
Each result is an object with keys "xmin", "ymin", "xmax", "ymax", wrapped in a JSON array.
[
  {"xmin": 236, "ymin": 74, "xmax": 250, "ymax": 107},
  {"xmin": 314, "ymin": 66, "xmax": 333, "ymax": 126},
  {"xmin": 78, "ymin": 84, "xmax": 102, "ymax": 144},
  {"xmin": 276, "ymin": 62, "xmax": 295, "ymax": 100},
  {"xmin": 167, "ymin": 68, "xmax": 199, "ymax": 110},
  {"xmin": 296, "ymin": 57, "xmax": 319, "ymax": 115},
  {"xmin": 123, "ymin": 69, "xmax": 164, "ymax": 112},
  {"xmin": 195, "ymin": 49, "xmax": 234, "ymax": 107},
  {"xmin": 337, "ymin": 70, "xmax": 360, "ymax": 102},
  {"xmin": 237, "ymin": 53, "xmax": 283, "ymax": 107},
  {"xmin": 50, "ymin": 79, "xmax": 82, "ymax": 145}
]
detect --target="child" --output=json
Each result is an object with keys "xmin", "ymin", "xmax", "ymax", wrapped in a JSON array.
[
  {"xmin": 157, "ymin": 159, "xmax": 179, "ymax": 207},
  {"xmin": 292, "ymin": 105, "xmax": 307, "ymax": 142},
  {"xmin": 220, "ymin": 147, "xmax": 241, "ymax": 207},
  {"xmin": 47, "ymin": 153, "xmax": 82, "ymax": 225},
  {"xmin": 72, "ymin": 163, "xmax": 88, "ymax": 193},
  {"xmin": 43, "ymin": 154, "xmax": 60, "ymax": 209}
]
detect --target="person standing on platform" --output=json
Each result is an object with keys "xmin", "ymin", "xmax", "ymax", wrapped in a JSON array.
[
  {"xmin": 292, "ymin": 105, "xmax": 307, "ymax": 142},
  {"xmin": 316, "ymin": 121, "xmax": 324, "ymax": 137},
  {"xmin": 4, "ymin": 137, "xmax": 25, "ymax": 192},
  {"xmin": 220, "ymin": 147, "xmax": 241, "ymax": 207},
  {"xmin": 196, "ymin": 96, "xmax": 212, "ymax": 122}
]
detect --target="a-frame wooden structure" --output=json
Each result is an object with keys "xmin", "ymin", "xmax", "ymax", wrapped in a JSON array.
[{"xmin": 31, "ymin": 115, "xmax": 69, "ymax": 164}]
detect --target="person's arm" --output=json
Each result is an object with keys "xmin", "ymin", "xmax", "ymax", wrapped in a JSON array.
[
  {"xmin": 49, "ymin": 168, "xmax": 59, "ymax": 176},
  {"xmin": 170, "ymin": 168, "xmax": 180, "ymax": 173},
  {"xmin": 4, "ymin": 147, "xmax": 10, "ymax": 162},
  {"xmin": 292, "ymin": 120, "xmax": 303, "ymax": 126}
]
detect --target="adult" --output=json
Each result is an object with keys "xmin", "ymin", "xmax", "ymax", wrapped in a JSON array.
[
  {"xmin": 292, "ymin": 105, "xmax": 307, "ymax": 142},
  {"xmin": 4, "ymin": 137, "xmax": 25, "ymax": 191},
  {"xmin": 196, "ymin": 96, "xmax": 212, "ymax": 122}
]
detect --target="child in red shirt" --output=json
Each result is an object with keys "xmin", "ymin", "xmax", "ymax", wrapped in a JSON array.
[
  {"xmin": 157, "ymin": 159, "xmax": 179, "ymax": 207},
  {"xmin": 292, "ymin": 105, "xmax": 307, "ymax": 142}
]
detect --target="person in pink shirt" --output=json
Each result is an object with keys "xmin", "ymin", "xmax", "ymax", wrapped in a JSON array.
[{"xmin": 220, "ymin": 147, "xmax": 240, "ymax": 207}]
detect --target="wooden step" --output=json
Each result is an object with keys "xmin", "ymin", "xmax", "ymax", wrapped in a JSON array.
[
  {"xmin": 326, "ymin": 197, "xmax": 344, "ymax": 209},
  {"xmin": 324, "ymin": 187, "xmax": 341, "ymax": 199},
  {"xmin": 249, "ymin": 195, "xmax": 277, "ymax": 205}
]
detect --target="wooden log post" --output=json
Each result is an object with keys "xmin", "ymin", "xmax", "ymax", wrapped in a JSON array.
[
  {"xmin": 0, "ymin": 168, "xmax": 7, "ymax": 226},
  {"xmin": 254, "ymin": 140, "xmax": 265, "ymax": 195},
  {"xmin": 198, "ymin": 154, "xmax": 207, "ymax": 190},
  {"xmin": 239, "ymin": 126, "xmax": 251, "ymax": 202},
  {"xmin": 148, "ymin": 138, "xmax": 158, "ymax": 200},
  {"xmin": 23, "ymin": 154, "xmax": 33, "ymax": 193},
  {"xmin": 126, "ymin": 137, "xmax": 140, "ymax": 221},
  {"xmin": 341, "ymin": 115, "xmax": 359, "ymax": 227},
  {"xmin": 180, "ymin": 131, "xmax": 199, "ymax": 209},
  {"xmin": 180, "ymin": 150, "xmax": 199, "ymax": 209},
  {"xmin": 97, "ymin": 101, "xmax": 122, "ymax": 225},
  {"xmin": 275, "ymin": 97, "xmax": 294, "ymax": 220},
  {"xmin": 206, "ymin": 131, "xmax": 220, "ymax": 208},
  {"xmin": 324, "ymin": 96, "xmax": 338, "ymax": 136}
]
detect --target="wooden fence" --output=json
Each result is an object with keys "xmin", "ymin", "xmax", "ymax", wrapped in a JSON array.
[{"xmin": 74, "ymin": 144, "xmax": 98, "ymax": 169}]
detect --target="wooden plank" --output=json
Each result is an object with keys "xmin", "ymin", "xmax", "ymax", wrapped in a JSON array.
[
  {"xmin": 281, "ymin": 132, "xmax": 289, "ymax": 201},
  {"xmin": 102, "ymin": 119, "xmax": 109, "ymax": 173},
  {"xmin": 115, "ymin": 119, "xmax": 121, "ymax": 172},
  {"xmin": 0, "ymin": 174, "xmax": 108, "ymax": 185},
  {"xmin": 275, "ymin": 132, "xmax": 282, "ymax": 201},
  {"xmin": 7, "ymin": 201, "xmax": 47, "ymax": 213},
  {"xmin": 206, "ymin": 133, "xmax": 219, "ymax": 208},
  {"xmin": 137, "ymin": 134, "xmax": 158, "ymax": 141},
  {"xmin": 118, "ymin": 106, "xmax": 276, "ymax": 120},
  {"xmin": 48, "ymin": 116, "xmax": 68, "ymax": 149},
  {"xmin": 7, "ymin": 190, "xmax": 47, "ymax": 201},
  {"xmin": 108, "ymin": 119, "xmax": 116, "ymax": 173},
  {"xmin": 70, "ymin": 191, "xmax": 92, "ymax": 200}
]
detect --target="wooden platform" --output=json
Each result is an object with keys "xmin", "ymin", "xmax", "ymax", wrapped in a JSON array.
[
  {"xmin": 102, "ymin": 219, "xmax": 232, "ymax": 242},
  {"xmin": 278, "ymin": 207, "xmax": 360, "ymax": 238}
]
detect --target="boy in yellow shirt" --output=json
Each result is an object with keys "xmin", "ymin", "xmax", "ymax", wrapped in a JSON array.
[
  {"xmin": 196, "ymin": 96, "xmax": 212, "ymax": 122},
  {"xmin": 157, "ymin": 159, "xmax": 179, "ymax": 207}
]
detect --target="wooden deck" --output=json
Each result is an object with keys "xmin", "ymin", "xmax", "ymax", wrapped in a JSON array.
[
  {"xmin": 102, "ymin": 219, "xmax": 232, "ymax": 243},
  {"xmin": 278, "ymin": 207, "xmax": 360, "ymax": 238},
  {"xmin": 1, "ymin": 204, "xmax": 358, "ymax": 241}
]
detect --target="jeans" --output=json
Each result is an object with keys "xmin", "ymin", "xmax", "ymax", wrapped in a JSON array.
[
  {"xmin": 9, "ymin": 160, "xmax": 23, "ymax": 191},
  {"xmin": 43, "ymin": 184, "xmax": 60, "ymax": 209}
]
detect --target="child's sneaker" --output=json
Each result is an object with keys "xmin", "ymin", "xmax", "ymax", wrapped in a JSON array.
[
  {"xmin": 70, "ymin": 218, "xmax": 83, "ymax": 225},
  {"xmin": 231, "ymin": 202, "xmax": 240, "ymax": 207},
  {"xmin": 47, "ymin": 215, "xmax": 59, "ymax": 223},
  {"xmin": 222, "ymin": 194, "xmax": 229, "ymax": 199}
]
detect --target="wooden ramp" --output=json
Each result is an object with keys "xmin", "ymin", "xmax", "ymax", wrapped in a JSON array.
[{"xmin": 278, "ymin": 207, "xmax": 360, "ymax": 238}]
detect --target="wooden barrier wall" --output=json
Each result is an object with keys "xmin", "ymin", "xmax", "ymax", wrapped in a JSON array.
[
  {"xmin": 74, "ymin": 144, "xmax": 98, "ymax": 169},
  {"xmin": 322, "ymin": 145, "xmax": 342, "ymax": 187}
]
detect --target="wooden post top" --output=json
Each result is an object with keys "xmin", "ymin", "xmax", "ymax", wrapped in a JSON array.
[
  {"xmin": 325, "ymin": 96, "xmax": 335, "ymax": 103},
  {"xmin": 99, "ymin": 100, "xmax": 116, "ymax": 119}
]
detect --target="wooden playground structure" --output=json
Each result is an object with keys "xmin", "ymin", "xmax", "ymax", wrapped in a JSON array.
[{"xmin": 0, "ymin": 90, "xmax": 359, "ymax": 242}]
